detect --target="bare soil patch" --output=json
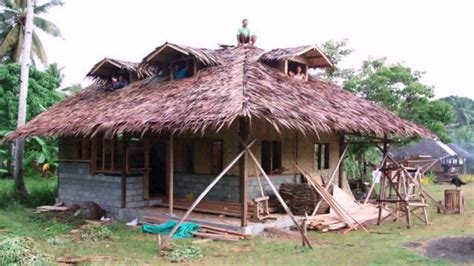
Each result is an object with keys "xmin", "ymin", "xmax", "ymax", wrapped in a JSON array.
[{"xmin": 405, "ymin": 236, "xmax": 474, "ymax": 263}]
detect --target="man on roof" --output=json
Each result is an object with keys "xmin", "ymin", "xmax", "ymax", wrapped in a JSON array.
[{"xmin": 237, "ymin": 19, "xmax": 257, "ymax": 47}]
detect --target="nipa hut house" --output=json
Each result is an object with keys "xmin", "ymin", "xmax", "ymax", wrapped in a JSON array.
[
  {"xmin": 4, "ymin": 42, "xmax": 433, "ymax": 232},
  {"xmin": 390, "ymin": 139, "xmax": 471, "ymax": 179}
]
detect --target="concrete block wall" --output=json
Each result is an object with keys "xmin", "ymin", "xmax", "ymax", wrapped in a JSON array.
[
  {"xmin": 58, "ymin": 162, "xmax": 145, "ymax": 215},
  {"xmin": 58, "ymin": 162, "xmax": 122, "ymax": 215},
  {"xmin": 126, "ymin": 176, "xmax": 147, "ymax": 208},
  {"xmin": 174, "ymin": 173, "xmax": 296, "ymax": 203}
]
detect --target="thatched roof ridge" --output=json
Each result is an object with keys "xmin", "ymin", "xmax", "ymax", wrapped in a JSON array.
[
  {"xmin": 86, "ymin": 58, "xmax": 153, "ymax": 82},
  {"xmin": 4, "ymin": 45, "xmax": 433, "ymax": 141},
  {"xmin": 142, "ymin": 42, "xmax": 223, "ymax": 67},
  {"xmin": 259, "ymin": 45, "xmax": 333, "ymax": 68}
]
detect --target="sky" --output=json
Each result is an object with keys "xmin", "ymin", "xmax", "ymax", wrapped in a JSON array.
[{"xmin": 41, "ymin": 0, "xmax": 474, "ymax": 99}]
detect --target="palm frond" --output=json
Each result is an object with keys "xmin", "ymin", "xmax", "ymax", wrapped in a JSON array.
[
  {"xmin": 1, "ymin": 0, "xmax": 20, "ymax": 10},
  {"xmin": 12, "ymin": 24, "xmax": 22, "ymax": 61},
  {"xmin": 33, "ymin": 16, "xmax": 61, "ymax": 37},
  {"xmin": 32, "ymin": 30, "xmax": 47, "ymax": 64},
  {"xmin": 0, "ymin": 25, "xmax": 19, "ymax": 57},
  {"xmin": 34, "ymin": 0, "xmax": 63, "ymax": 14}
]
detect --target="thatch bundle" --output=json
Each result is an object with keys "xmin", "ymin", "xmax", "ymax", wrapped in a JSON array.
[
  {"xmin": 279, "ymin": 183, "xmax": 330, "ymax": 215},
  {"xmin": 4, "ymin": 44, "xmax": 433, "ymax": 141}
]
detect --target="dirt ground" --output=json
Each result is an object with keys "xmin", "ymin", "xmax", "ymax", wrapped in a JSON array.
[{"xmin": 405, "ymin": 236, "xmax": 474, "ymax": 263}]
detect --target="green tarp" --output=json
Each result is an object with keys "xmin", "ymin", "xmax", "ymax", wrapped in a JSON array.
[{"xmin": 141, "ymin": 220, "xmax": 199, "ymax": 239}]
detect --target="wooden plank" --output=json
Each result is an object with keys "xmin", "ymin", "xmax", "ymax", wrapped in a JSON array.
[
  {"xmin": 192, "ymin": 232, "xmax": 240, "ymax": 242},
  {"xmin": 239, "ymin": 117, "xmax": 249, "ymax": 227}
]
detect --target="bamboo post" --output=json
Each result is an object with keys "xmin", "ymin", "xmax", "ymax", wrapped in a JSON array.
[
  {"xmin": 166, "ymin": 140, "xmax": 256, "ymax": 240},
  {"xmin": 311, "ymin": 145, "xmax": 348, "ymax": 216}
]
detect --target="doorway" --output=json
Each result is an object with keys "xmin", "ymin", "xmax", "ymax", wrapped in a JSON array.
[{"xmin": 149, "ymin": 142, "xmax": 167, "ymax": 198}]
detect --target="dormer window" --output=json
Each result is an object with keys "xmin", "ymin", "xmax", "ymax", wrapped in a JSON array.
[
  {"xmin": 142, "ymin": 43, "xmax": 221, "ymax": 82},
  {"xmin": 287, "ymin": 60, "xmax": 308, "ymax": 81},
  {"xmin": 259, "ymin": 45, "xmax": 334, "ymax": 81},
  {"xmin": 86, "ymin": 58, "xmax": 152, "ymax": 90}
]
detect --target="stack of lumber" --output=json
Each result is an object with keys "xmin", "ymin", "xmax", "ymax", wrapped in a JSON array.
[
  {"xmin": 304, "ymin": 187, "xmax": 389, "ymax": 233},
  {"xmin": 192, "ymin": 224, "xmax": 251, "ymax": 242},
  {"xmin": 158, "ymin": 198, "xmax": 279, "ymax": 218},
  {"xmin": 35, "ymin": 204, "xmax": 71, "ymax": 213},
  {"xmin": 279, "ymin": 183, "xmax": 329, "ymax": 215}
]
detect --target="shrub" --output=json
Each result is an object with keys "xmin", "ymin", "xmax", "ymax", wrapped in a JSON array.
[
  {"xmin": 80, "ymin": 224, "xmax": 115, "ymax": 241},
  {"xmin": 161, "ymin": 244, "xmax": 203, "ymax": 262},
  {"xmin": 421, "ymin": 172, "xmax": 437, "ymax": 185},
  {"xmin": 0, "ymin": 237, "xmax": 51, "ymax": 265}
]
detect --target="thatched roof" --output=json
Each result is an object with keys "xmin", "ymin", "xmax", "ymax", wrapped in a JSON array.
[
  {"xmin": 260, "ymin": 45, "xmax": 333, "ymax": 68},
  {"xmin": 390, "ymin": 139, "xmax": 456, "ymax": 161},
  {"xmin": 4, "ymin": 44, "xmax": 433, "ymax": 141},
  {"xmin": 86, "ymin": 58, "xmax": 153, "ymax": 82},
  {"xmin": 142, "ymin": 42, "xmax": 223, "ymax": 68}
]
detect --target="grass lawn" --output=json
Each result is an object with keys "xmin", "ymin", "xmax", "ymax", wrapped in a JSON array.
[{"xmin": 0, "ymin": 179, "xmax": 473, "ymax": 265}]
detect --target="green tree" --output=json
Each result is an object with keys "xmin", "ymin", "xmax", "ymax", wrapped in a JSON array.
[
  {"xmin": 45, "ymin": 62, "xmax": 64, "ymax": 87},
  {"xmin": 441, "ymin": 96, "xmax": 474, "ymax": 127},
  {"xmin": 313, "ymin": 39, "xmax": 354, "ymax": 86},
  {"xmin": 0, "ymin": 0, "xmax": 63, "ymax": 65},
  {"xmin": 344, "ymin": 57, "xmax": 453, "ymax": 141},
  {"xmin": 318, "ymin": 40, "xmax": 454, "ymax": 179},
  {"xmin": 0, "ymin": 63, "xmax": 62, "ymax": 178}
]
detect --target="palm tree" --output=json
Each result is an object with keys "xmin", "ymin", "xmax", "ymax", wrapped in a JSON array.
[{"xmin": 0, "ymin": 0, "xmax": 63, "ymax": 65}]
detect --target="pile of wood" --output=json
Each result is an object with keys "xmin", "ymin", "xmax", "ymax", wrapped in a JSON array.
[
  {"xmin": 279, "ymin": 183, "xmax": 329, "ymax": 215},
  {"xmin": 158, "ymin": 198, "xmax": 279, "ymax": 218},
  {"xmin": 140, "ymin": 215, "xmax": 251, "ymax": 242},
  {"xmin": 192, "ymin": 224, "xmax": 251, "ymax": 242},
  {"xmin": 35, "ymin": 203, "xmax": 71, "ymax": 213}
]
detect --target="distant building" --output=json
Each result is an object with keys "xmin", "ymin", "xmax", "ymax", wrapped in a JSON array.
[{"xmin": 390, "ymin": 139, "xmax": 472, "ymax": 181}]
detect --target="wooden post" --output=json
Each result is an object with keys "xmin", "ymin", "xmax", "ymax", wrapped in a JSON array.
[
  {"xmin": 144, "ymin": 138, "xmax": 150, "ymax": 200},
  {"xmin": 168, "ymin": 134, "xmax": 174, "ymax": 215},
  {"xmin": 338, "ymin": 134, "xmax": 345, "ymax": 188},
  {"xmin": 239, "ymin": 117, "xmax": 249, "ymax": 227},
  {"xmin": 121, "ymin": 136, "xmax": 128, "ymax": 208}
]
